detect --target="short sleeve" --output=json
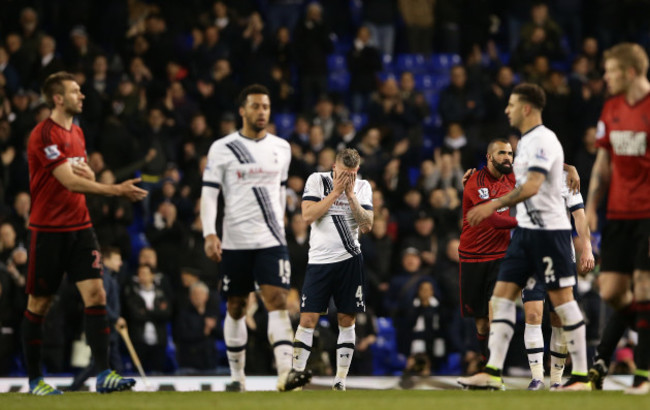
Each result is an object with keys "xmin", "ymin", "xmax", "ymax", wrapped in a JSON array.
[
  {"xmin": 302, "ymin": 173, "xmax": 323, "ymax": 202},
  {"xmin": 35, "ymin": 129, "xmax": 67, "ymax": 171},
  {"xmin": 280, "ymin": 140, "xmax": 291, "ymax": 185},
  {"xmin": 565, "ymin": 190, "xmax": 584, "ymax": 213},
  {"xmin": 595, "ymin": 108, "xmax": 612, "ymax": 153},
  {"xmin": 202, "ymin": 142, "xmax": 225, "ymax": 189},
  {"xmin": 358, "ymin": 180, "xmax": 373, "ymax": 210},
  {"xmin": 526, "ymin": 135, "xmax": 558, "ymax": 175},
  {"xmin": 463, "ymin": 173, "xmax": 486, "ymax": 206}
]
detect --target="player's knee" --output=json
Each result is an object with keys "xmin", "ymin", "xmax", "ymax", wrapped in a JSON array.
[
  {"xmin": 299, "ymin": 314, "xmax": 319, "ymax": 328},
  {"xmin": 262, "ymin": 290, "xmax": 287, "ymax": 311},
  {"xmin": 227, "ymin": 297, "xmax": 247, "ymax": 319},
  {"xmin": 525, "ymin": 310, "xmax": 543, "ymax": 325},
  {"xmin": 27, "ymin": 296, "xmax": 53, "ymax": 315},
  {"xmin": 338, "ymin": 314, "xmax": 355, "ymax": 328},
  {"xmin": 86, "ymin": 287, "xmax": 106, "ymax": 306}
]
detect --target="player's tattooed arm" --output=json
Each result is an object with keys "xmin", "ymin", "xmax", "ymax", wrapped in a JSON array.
[{"xmin": 585, "ymin": 148, "xmax": 611, "ymax": 232}]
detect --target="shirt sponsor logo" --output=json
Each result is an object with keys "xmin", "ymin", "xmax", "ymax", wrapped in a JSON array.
[
  {"xmin": 596, "ymin": 120, "xmax": 605, "ymax": 140},
  {"xmin": 609, "ymin": 130, "xmax": 647, "ymax": 156},
  {"xmin": 478, "ymin": 187, "xmax": 489, "ymax": 200},
  {"xmin": 44, "ymin": 144, "xmax": 61, "ymax": 160}
]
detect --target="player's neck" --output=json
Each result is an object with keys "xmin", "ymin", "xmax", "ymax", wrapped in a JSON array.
[
  {"xmin": 519, "ymin": 117, "xmax": 542, "ymax": 136},
  {"xmin": 625, "ymin": 77, "xmax": 650, "ymax": 105},
  {"xmin": 49, "ymin": 110, "xmax": 74, "ymax": 131},
  {"xmin": 239, "ymin": 125, "xmax": 266, "ymax": 140}
]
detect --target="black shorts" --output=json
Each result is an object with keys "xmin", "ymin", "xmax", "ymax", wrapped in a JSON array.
[
  {"xmin": 521, "ymin": 264, "xmax": 577, "ymax": 312},
  {"xmin": 27, "ymin": 228, "xmax": 102, "ymax": 296},
  {"xmin": 600, "ymin": 219, "xmax": 650, "ymax": 274},
  {"xmin": 459, "ymin": 259, "xmax": 501, "ymax": 318},
  {"xmin": 301, "ymin": 254, "xmax": 366, "ymax": 314},
  {"xmin": 499, "ymin": 228, "xmax": 576, "ymax": 291},
  {"xmin": 219, "ymin": 246, "xmax": 290, "ymax": 297}
]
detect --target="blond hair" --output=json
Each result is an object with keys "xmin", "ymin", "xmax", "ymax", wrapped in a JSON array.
[
  {"xmin": 335, "ymin": 148, "xmax": 361, "ymax": 168},
  {"xmin": 604, "ymin": 43, "xmax": 649, "ymax": 77}
]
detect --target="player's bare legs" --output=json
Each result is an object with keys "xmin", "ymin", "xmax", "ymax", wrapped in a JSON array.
[
  {"xmin": 223, "ymin": 295, "xmax": 248, "ymax": 391},
  {"xmin": 589, "ymin": 272, "xmax": 633, "ymax": 389},
  {"xmin": 523, "ymin": 300, "xmax": 545, "ymax": 389},
  {"xmin": 547, "ymin": 287, "xmax": 590, "ymax": 390},
  {"xmin": 259, "ymin": 284, "xmax": 294, "ymax": 391},
  {"xmin": 627, "ymin": 269, "xmax": 650, "ymax": 394}
]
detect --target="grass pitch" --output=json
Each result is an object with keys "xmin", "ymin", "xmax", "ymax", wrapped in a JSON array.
[{"xmin": 0, "ymin": 390, "xmax": 645, "ymax": 410}]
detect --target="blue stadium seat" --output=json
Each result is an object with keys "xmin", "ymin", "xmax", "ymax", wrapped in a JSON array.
[
  {"xmin": 328, "ymin": 71, "xmax": 350, "ymax": 93},
  {"xmin": 382, "ymin": 54, "xmax": 394, "ymax": 72},
  {"xmin": 350, "ymin": 113, "xmax": 368, "ymax": 130},
  {"xmin": 272, "ymin": 113, "xmax": 295, "ymax": 139},
  {"xmin": 327, "ymin": 54, "xmax": 347, "ymax": 72},
  {"xmin": 422, "ymin": 90, "xmax": 440, "ymax": 111},
  {"xmin": 396, "ymin": 53, "xmax": 428, "ymax": 74},
  {"xmin": 377, "ymin": 71, "xmax": 397, "ymax": 83},
  {"xmin": 414, "ymin": 74, "xmax": 450, "ymax": 92},
  {"xmin": 370, "ymin": 317, "xmax": 406, "ymax": 375},
  {"xmin": 429, "ymin": 53, "xmax": 462, "ymax": 72}
]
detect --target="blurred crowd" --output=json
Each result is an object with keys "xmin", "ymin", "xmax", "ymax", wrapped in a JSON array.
[{"xmin": 0, "ymin": 0, "xmax": 648, "ymax": 378}]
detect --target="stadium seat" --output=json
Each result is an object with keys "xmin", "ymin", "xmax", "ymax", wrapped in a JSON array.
[
  {"xmin": 382, "ymin": 54, "xmax": 394, "ymax": 72},
  {"xmin": 272, "ymin": 113, "xmax": 295, "ymax": 139},
  {"xmin": 327, "ymin": 54, "xmax": 347, "ymax": 72},
  {"xmin": 350, "ymin": 113, "xmax": 368, "ymax": 130},
  {"xmin": 371, "ymin": 317, "xmax": 406, "ymax": 375},
  {"xmin": 429, "ymin": 53, "xmax": 462, "ymax": 72},
  {"xmin": 414, "ymin": 74, "xmax": 450, "ymax": 92},
  {"xmin": 422, "ymin": 90, "xmax": 440, "ymax": 111},
  {"xmin": 396, "ymin": 54, "xmax": 428, "ymax": 74},
  {"xmin": 328, "ymin": 71, "xmax": 350, "ymax": 93}
]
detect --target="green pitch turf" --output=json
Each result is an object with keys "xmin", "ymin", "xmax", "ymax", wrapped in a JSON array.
[{"xmin": 0, "ymin": 390, "xmax": 646, "ymax": 410}]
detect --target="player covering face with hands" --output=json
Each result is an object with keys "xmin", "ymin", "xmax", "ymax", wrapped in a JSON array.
[{"xmin": 290, "ymin": 148, "xmax": 374, "ymax": 391}]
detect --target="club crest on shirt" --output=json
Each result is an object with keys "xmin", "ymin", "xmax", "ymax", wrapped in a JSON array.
[
  {"xmin": 44, "ymin": 144, "xmax": 61, "ymax": 160},
  {"xmin": 478, "ymin": 187, "xmax": 489, "ymax": 200}
]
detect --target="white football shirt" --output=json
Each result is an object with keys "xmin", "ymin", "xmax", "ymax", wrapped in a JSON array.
[
  {"xmin": 202, "ymin": 131, "xmax": 291, "ymax": 249},
  {"xmin": 302, "ymin": 172, "xmax": 373, "ymax": 264},
  {"xmin": 513, "ymin": 125, "xmax": 571, "ymax": 230}
]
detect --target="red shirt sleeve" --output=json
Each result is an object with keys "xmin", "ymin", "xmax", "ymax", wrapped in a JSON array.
[
  {"xmin": 33, "ymin": 123, "xmax": 68, "ymax": 171},
  {"xmin": 463, "ymin": 172, "xmax": 487, "ymax": 207},
  {"xmin": 485, "ymin": 212, "xmax": 518, "ymax": 229}
]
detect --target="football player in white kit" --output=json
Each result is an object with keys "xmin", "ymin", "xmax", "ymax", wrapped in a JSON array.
[
  {"xmin": 458, "ymin": 83, "xmax": 591, "ymax": 391},
  {"xmin": 289, "ymin": 148, "xmax": 374, "ymax": 391},
  {"xmin": 520, "ymin": 170, "xmax": 595, "ymax": 390},
  {"xmin": 200, "ymin": 84, "xmax": 295, "ymax": 392}
]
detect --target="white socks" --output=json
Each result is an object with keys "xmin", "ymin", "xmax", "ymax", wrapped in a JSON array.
[
  {"xmin": 335, "ymin": 325, "xmax": 356, "ymax": 385},
  {"xmin": 224, "ymin": 313, "xmax": 247, "ymax": 382},
  {"xmin": 554, "ymin": 301, "xmax": 588, "ymax": 375},
  {"xmin": 292, "ymin": 325, "xmax": 314, "ymax": 371},
  {"xmin": 524, "ymin": 323, "xmax": 544, "ymax": 381},
  {"xmin": 486, "ymin": 297, "xmax": 516, "ymax": 372},
  {"xmin": 549, "ymin": 326, "xmax": 567, "ymax": 385},
  {"xmin": 268, "ymin": 310, "xmax": 294, "ymax": 376}
]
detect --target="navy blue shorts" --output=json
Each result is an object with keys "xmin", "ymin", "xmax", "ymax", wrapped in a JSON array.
[
  {"xmin": 219, "ymin": 246, "xmax": 290, "ymax": 296},
  {"xmin": 521, "ymin": 264, "xmax": 577, "ymax": 311},
  {"xmin": 499, "ymin": 228, "xmax": 576, "ymax": 291},
  {"xmin": 301, "ymin": 254, "xmax": 366, "ymax": 314}
]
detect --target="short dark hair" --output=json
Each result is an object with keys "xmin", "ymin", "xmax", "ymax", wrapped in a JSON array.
[
  {"xmin": 335, "ymin": 148, "xmax": 361, "ymax": 168},
  {"xmin": 42, "ymin": 71, "xmax": 76, "ymax": 107},
  {"xmin": 238, "ymin": 84, "xmax": 270, "ymax": 107},
  {"xmin": 512, "ymin": 83, "xmax": 546, "ymax": 110},
  {"xmin": 487, "ymin": 138, "xmax": 510, "ymax": 154}
]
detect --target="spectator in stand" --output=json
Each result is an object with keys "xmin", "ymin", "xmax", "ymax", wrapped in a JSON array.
[
  {"xmin": 420, "ymin": 151, "xmax": 464, "ymax": 193},
  {"xmin": 402, "ymin": 210, "xmax": 439, "ymax": 269},
  {"xmin": 368, "ymin": 77, "xmax": 417, "ymax": 145},
  {"xmin": 65, "ymin": 25, "xmax": 103, "ymax": 74},
  {"xmin": 347, "ymin": 26, "xmax": 382, "ymax": 113},
  {"xmin": 573, "ymin": 126, "xmax": 597, "ymax": 200},
  {"xmin": 439, "ymin": 65, "xmax": 484, "ymax": 141},
  {"xmin": 581, "ymin": 37, "xmax": 601, "ymax": 74},
  {"xmin": 293, "ymin": 2, "xmax": 333, "ymax": 110},
  {"xmin": 512, "ymin": 26, "xmax": 563, "ymax": 72},
  {"xmin": 329, "ymin": 118, "xmax": 359, "ymax": 152},
  {"xmin": 7, "ymin": 191, "xmax": 29, "ymax": 245},
  {"xmin": 399, "ymin": 0, "xmax": 435, "ymax": 54},
  {"xmin": 312, "ymin": 96, "xmax": 339, "ymax": 142},
  {"xmin": 30, "ymin": 35, "xmax": 66, "ymax": 90},
  {"xmin": 5, "ymin": 33, "xmax": 33, "ymax": 86},
  {"xmin": 146, "ymin": 201, "xmax": 188, "ymax": 285},
  {"xmin": 0, "ymin": 46, "xmax": 20, "ymax": 94},
  {"xmin": 123, "ymin": 264, "xmax": 172, "ymax": 373},
  {"xmin": 439, "ymin": 123, "xmax": 475, "ymax": 171},
  {"xmin": 360, "ymin": 216, "xmax": 393, "ymax": 314},
  {"xmin": 287, "ymin": 212, "xmax": 309, "ymax": 292},
  {"xmin": 174, "ymin": 281, "xmax": 219, "ymax": 373},
  {"xmin": 356, "ymin": 127, "xmax": 387, "ymax": 183},
  {"xmin": 404, "ymin": 280, "xmax": 445, "ymax": 372},
  {"xmin": 362, "ymin": 0, "xmax": 396, "ymax": 56},
  {"xmin": 519, "ymin": 3, "xmax": 563, "ymax": 59}
]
